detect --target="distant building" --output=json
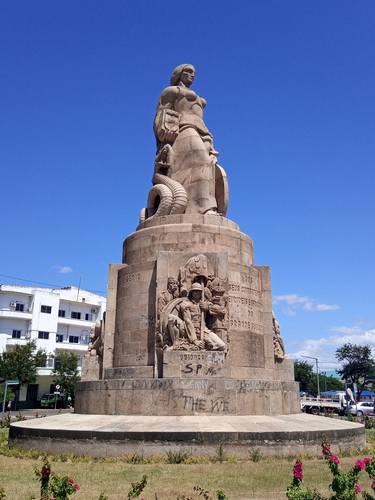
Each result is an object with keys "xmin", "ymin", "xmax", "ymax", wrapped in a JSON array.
[{"xmin": 0, "ymin": 284, "xmax": 106, "ymax": 407}]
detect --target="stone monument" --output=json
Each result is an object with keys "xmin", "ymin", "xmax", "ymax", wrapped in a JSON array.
[
  {"xmin": 10, "ymin": 65, "xmax": 364, "ymax": 457},
  {"xmin": 75, "ymin": 63, "xmax": 299, "ymax": 416}
]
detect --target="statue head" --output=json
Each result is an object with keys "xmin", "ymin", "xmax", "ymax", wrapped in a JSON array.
[
  {"xmin": 170, "ymin": 64, "xmax": 195, "ymax": 87},
  {"xmin": 188, "ymin": 282, "xmax": 203, "ymax": 302},
  {"xmin": 167, "ymin": 277, "xmax": 179, "ymax": 294}
]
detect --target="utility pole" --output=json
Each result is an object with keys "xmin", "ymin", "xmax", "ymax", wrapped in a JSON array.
[{"xmin": 301, "ymin": 355, "xmax": 320, "ymax": 398}]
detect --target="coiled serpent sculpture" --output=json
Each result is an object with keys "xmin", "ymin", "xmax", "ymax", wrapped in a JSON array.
[{"xmin": 139, "ymin": 145, "xmax": 188, "ymax": 223}]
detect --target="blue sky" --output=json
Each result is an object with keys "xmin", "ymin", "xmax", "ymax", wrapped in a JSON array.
[{"xmin": 1, "ymin": 1, "xmax": 374, "ymax": 369}]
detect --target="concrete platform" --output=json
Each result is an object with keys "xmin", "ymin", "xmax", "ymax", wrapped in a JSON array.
[{"xmin": 9, "ymin": 413, "xmax": 365, "ymax": 457}]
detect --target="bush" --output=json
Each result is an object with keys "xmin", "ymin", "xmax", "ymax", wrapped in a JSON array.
[
  {"xmin": 213, "ymin": 443, "xmax": 226, "ymax": 463},
  {"xmin": 249, "ymin": 448, "xmax": 263, "ymax": 462},
  {"xmin": 0, "ymin": 414, "xmax": 11, "ymax": 428},
  {"xmin": 127, "ymin": 475, "xmax": 147, "ymax": 499},
  {"xmin": 286, "ymin": 440, "xmax": 375, "ymax": 499},
  {"xmin": 165, "ymin": 448, "xmax": 191, "ymax": 464},
  {"xmin": 125, "ymin": 451, "xmax": 145, "ymax": 464}
]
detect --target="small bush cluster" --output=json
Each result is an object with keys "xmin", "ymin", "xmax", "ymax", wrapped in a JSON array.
[
  {"xmin": 166, "ymin": 448, "xmax": 192, "ymax": 464},
  {"xmin": 0, "ymin": 414, "xmax": 11, "ymax": 429}
]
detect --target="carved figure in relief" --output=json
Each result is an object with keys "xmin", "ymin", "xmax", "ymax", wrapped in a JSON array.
[
  {"xmin": 157, "ymin": 270, "xmax": 228, "ymax": 351},
  {"xmin": 156, "ymin": 277, "xmax": 183, "ymax": 348},
  {"xmin": 141, "ymin": 64, "xmax": 228, "ymax": 222},
  {"xmin": 83, "ymin": 314, "xmax": 105, "ymax": 380},
  {"xmin": 88, "ymin": 318, "xmax": 104, "ymax": 359},
  {"xmin": 158, "ymin": 277, "xmax": 180, "ymax": 313},
  {"xmin": 272, "ymin": 312, "xmax": 285, "ymax": 361},
  {"xmin": 206, "ymin": 283, "xmax": 228, "ymax": 344},
  {"xmin": 179, "ymin": 254, "xmax": 208, "ymax": 297},
  {"xmin": 178, "ymin": 283, "xmax": 226, "ymax": 351}
]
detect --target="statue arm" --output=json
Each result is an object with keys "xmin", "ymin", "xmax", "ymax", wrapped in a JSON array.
[
  {"xmin": 208, "ymin": 303, "xmax": 225, "ymax": 317},
  {"xmin": 154, "ymin": 86, "xmax": 180, "ymax": 144}
]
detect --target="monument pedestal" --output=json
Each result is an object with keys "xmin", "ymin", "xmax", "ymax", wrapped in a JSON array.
[
  {"xmin": 75, "ymin": 214, "xmax": 300, "ymax": 416},
  {"xmin": 10, "ymin": 413, "xmax": 365, "ymax": 458}
]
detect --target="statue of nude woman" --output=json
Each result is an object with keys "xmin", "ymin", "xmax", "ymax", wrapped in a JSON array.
[{"xmin": 142, "ymin": 64, "xmax": 228, "ymax": 220}]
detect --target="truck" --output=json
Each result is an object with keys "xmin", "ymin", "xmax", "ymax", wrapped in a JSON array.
[{"xmin": 300, "ymin": 392, "xmax": 347, "ymax": 415}]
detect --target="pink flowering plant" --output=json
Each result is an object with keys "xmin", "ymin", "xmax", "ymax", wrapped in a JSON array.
[
  {"xmin": 321, "ymin": 439, "xmax": 364, "ymax": 499},
  {"xmin": 287, "ymin": 440, "xmax": 375, "ymax": 499},
  {"xmin": 48, "ymin": 475, "xmax": 80, "ymax": 499},
  {"xmin": 35, "ymin": 456, "xmax": 80, "ymax": 499},
  {"xmin": 286, "ymin": 459, "xmax": 324, "ymax": 499},
  {"xmin": 35, "ymin": 456, "xmax": 52, "ymax": 500}
]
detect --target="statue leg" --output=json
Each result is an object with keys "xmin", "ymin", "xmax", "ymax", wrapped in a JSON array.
[
  {"xmin": 171, "ymin": 128, "xmax": 217, "ymax": 214},
  {"xmin": 203, "ymin": 329, "xmax": 226, "ymax": 351},
  {"xmin": 167, "ymin": 314, "xmax": 185, "ymax": 346}
]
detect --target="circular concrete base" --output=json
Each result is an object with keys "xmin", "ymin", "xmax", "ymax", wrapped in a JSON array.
[{"xmin": 10, "ymin": 413, "xmax": 365, "ymax": 457}]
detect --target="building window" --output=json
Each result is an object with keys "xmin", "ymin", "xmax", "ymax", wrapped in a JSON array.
[
  {"xmin": 69, "ymin": 335, "xmax": 79, "ymax": 343},
  {"xmin": 85, "ymin": 313, "xmax": 93, "ymax": 321},
  {"xmin": 15, "ymin": 303, "xmax": 24, "ymax": 312},
  {"xmin": 12, "ymin": 330, "xmax": 21, "ymax": 339},
  {"xmin": 56, "ymin": 334, "xmax": 64, "ymax": 343},
  {"xmin": 58, "ymin": 310, "xmax": 65, "ymax": 318},
  {"xmin": 71, "ymin": 311, "xmax": 81, "ymax": 320},
  {"xmin": 41, "ymin": 305, "xmax": 52, "ymax": 314},
  {"xmin": 46, "ymin": 358, "xmax": 54, "ymax": 368},
  {"xmin": 38, "ymin": 331, "xmax": 49, "ymax": 340}
]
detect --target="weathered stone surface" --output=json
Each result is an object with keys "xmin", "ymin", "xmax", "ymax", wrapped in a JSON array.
[
  {"xmin": 103, "ymin": 264, "xmax": 126, "ymax": 371},
  {"xmin": 163, "ymin": 350, "xmax": 227, "ymax": 378},
  {"xmin": 81, "ymin": 354, "xmax": 100, "ymax": 381},
  {"xmin": 75, "ymin": 376, "xmax": 300, "ymax": 415},
  {"xmin": 125, "ymin": 216, "xmax": 253, "ymax": 266},
  {"xmin": 10, "ymin": 413, "xmax": 365, "ymax": 458}
]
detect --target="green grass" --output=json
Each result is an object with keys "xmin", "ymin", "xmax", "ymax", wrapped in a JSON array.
[{"xmin": 0, "ymin": 429, "xmax": 374, "ymax": 499}]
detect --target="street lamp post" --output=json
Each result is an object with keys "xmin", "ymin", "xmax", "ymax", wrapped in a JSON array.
[{"xmin": 301, "ymin": 355, "xmax": 320, "ymax": 398}]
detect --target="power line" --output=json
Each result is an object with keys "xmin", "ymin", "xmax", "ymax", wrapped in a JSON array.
[{"xmin": 0, "ymin": 273, "xmax": 106, "ymax": 296}]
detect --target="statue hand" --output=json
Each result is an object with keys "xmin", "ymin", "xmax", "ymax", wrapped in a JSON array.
[
  {"xmin": 164, "ymin": 129, "xmax": 178, "ymax": 143},
  {"xmin": 193, "ymin": 340, "xmax": 204, "ymax": 349},
  {"xmin": 199, "ymin": 302, "xmax": 208, "ymax": 312}
]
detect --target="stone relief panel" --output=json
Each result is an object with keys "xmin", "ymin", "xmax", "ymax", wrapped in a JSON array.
[{"xmin": 156, "ymin": 254, "xmax": 229, "ymax": 352}]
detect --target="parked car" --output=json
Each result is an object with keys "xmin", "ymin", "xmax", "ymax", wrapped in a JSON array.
[
  {"xmin": 348, "ymin": 401, "xmax": 374, "ymax": 416},
  {"xmin": 40, "ymin": 393, "xmax": 65, "ymax": 409}
]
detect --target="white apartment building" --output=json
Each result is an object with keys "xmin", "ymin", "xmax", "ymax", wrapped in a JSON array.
[{"xmin": 0, "ymin": 284, "xmax": 106, "ymax": 407}]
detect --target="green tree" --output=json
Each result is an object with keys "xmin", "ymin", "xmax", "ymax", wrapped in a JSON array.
[
  {"xmin": 318, "ymin": 373, "xmax": 344, "ymax": 392},
  {"xmin": 0, "ymin": 341, "xmax": 46, "ymax": 409},
  {"xmin": 294, "ymin": 360, "xmax": 315, "ymax": 393},
  {"xmin": 0, "ymin": 340, "xmax": 46, "ymax": 385},
  {"xmin": 336, "ymin": 343, "xmax": 375, "ymax": 397},
  {"xmin": 294, "ymin": 361, "xmax": 344, "ymax": 395},
  {"xmin": 52, "ymin": 352, "xmax": 80, "ymax": 403}
]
